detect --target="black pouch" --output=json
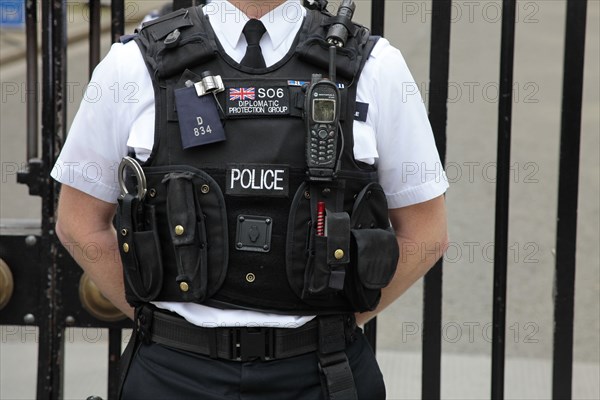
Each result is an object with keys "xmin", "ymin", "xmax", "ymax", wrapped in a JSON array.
[
  {"xmin": 159, "ymin": 168, "xmax": 228, "ymax": 302},
  {"xmin": 345, "ymin": 182, "xmax": 399, "ymax": 311},
  {"xmin": 287, "ymin": 181, "xmax": 350, "ymax": 306},
  {"xmin": 286, "ymin": 180, "xmax": 398, "ymax": 311},
  {"xmin": 117, "ymin": 194, "xmax": 163, "ymax": 305},
  {"xmin": 344, "ymin": 227, "xmax": 398, "ymax": 311}
]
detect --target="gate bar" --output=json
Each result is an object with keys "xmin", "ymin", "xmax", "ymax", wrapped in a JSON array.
[
  {"xmin": 422, "ymin": 1, "xmax": 452, "ymax": 398},
  {"xmin": 362, "ymin": 0, "xmax": 387, "ymax": 353},
  {"xmin": 108, "ymin": 329, "xmax": 123, "ymax": 400},
  {"xmin": 491, "ymin": 0, "xmax": 517, "ymax": 398},
  {"xmin": 111, "ymin": 0, "xmax": 125, "ymax": 43},
  {"xmin": 89, "ymin": 0, "xmax": 101, "ymax": 77},
  {"xmin": 39, "ymin": 0, "xmax": 67, "ymax": 398},
  {"xmin": 25, "ymin": 0, "xmax": 39, "ymax": 160},
  {"xmin": 552, "ymin": 0, "xmax": 588, "ymax": 398},
  {"xmin": 370, "ymin": 0, "xmax": 385, "ymax": 37}
]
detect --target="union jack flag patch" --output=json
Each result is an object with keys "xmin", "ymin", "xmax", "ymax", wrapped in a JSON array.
[{"xmin": 229, "ymin": 87, "xmax": 255, "ymax": 100}]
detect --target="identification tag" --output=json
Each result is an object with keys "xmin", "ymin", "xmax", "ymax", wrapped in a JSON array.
[{"xmin": 174, "ymin": 86, "xmax": 226, "ymax": 149}]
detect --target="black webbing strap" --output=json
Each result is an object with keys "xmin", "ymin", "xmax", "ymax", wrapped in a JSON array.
[{"xmin": 318, "ymin": 316, "xmax": 358, "ymax": 400}]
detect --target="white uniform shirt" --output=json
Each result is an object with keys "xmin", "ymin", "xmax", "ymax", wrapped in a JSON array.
[{"xmin": 51, "ymin": 0, "xmax": 448, "ymax": 327}]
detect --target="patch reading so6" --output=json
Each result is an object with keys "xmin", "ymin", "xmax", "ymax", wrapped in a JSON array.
[{"xmin": 226, "ymin": 86, "xmax": 290, "ymax": 116}]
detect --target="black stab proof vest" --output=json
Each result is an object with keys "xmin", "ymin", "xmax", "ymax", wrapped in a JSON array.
[{"xmin": 116, "ymin": 6, "xmax": 400, "ymax": 315}]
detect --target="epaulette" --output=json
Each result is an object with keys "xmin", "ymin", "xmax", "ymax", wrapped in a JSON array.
[
  {"xmin": 138, "ymin": 8, "xmax": 194, "ymax": 41},
  {"xmin": 135, "ymin": 7, "xmax": 217, "ymax": 79}
]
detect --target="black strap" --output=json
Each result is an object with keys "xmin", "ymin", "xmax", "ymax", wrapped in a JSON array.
[
  {"xmin": 142, "ymin": 306, "xmax": 325, "ymax": 361},
  {"xmin": 318, "ymin": 351, "xmax": 358, "ymax": 400},
  {"xmin": 318, "ymin": 316, "xmax": 358, "ymax": 400}
]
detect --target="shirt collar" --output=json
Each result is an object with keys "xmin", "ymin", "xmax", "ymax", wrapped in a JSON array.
[
  {"xmin": 205, "ymin": 1, "xmax": 305, "ymax": 51},
  {"xmin": 259, "ymin": 1, "xmax": 306, "ymax": 51}
]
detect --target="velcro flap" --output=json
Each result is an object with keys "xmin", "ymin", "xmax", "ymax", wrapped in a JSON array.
[
  {"xmin": 326, "ymin": 211, "xmax": 350, "ymax": 265},
  {"xmin": 351, "ymin": 228, "xmax": 398, "ymax": 289}
]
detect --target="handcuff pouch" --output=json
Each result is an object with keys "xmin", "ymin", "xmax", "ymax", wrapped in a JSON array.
[{"xmin": 117, "ymin": 193, "xmax": 164, "ymax": 306}]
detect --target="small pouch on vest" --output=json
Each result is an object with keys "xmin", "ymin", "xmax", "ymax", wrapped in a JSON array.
[
  {"xmin": 345, "ymin": 228, "xmax": 398, "ymax": 311},
  {"xmin": 162, "ymin": 172, "xmax": 208, "ymax": 302},
  {"xmin": 303, "ymin": 211, "xmax": 350, "ymax": 297},
  {"xmin": 117, "ymin": 193, "xmax": 163, "ymax": 305}
]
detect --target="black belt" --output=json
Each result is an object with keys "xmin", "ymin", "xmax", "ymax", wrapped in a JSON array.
[{"xmin": 136, "ymin": 306, "xmax": 356, "ymax": 362}]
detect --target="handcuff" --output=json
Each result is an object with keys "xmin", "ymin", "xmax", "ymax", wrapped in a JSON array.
[{"xmin": 118, "ymin": 156, "xmax": 147, "ymax": 200}]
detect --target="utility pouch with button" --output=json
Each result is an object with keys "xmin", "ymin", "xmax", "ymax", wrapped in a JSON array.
[
  {"xmin": 162, "ymin": 172, "xmax": 208, "ymax": 301},
  {"xmin": 116, "ymin": 159, "xmax": 164, "ymax": 306},
  {"xmin": 161, "ymin": 170, "xmax": 228, "ymax": 302}
]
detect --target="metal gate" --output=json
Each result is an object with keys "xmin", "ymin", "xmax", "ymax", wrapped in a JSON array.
[{"xmin": 0, "ymin": 0, "xmax": 589, "ymax": 399}]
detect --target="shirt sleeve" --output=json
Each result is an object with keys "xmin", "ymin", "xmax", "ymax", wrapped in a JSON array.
[
  {"xmin": 50, "ymin": 41, "xmax": 154, "ymax": 203},
  {"xmin": 355, "ymin": 38, "xmax": 449, "ymax": 209}
]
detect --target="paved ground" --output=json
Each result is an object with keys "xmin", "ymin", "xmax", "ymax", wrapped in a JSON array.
[{"xmin": 1, "ymin": 0, "xmax": 598, "ymax": 399}]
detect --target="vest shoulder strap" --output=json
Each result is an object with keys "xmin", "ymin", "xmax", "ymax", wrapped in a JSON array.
[
  {"xmin": 138, "ymin": 8, "xmax": 193, "ymax": 40},
  {"xmin": 296, "ymin": 10, "xmax": 380, "ymax": 81}
]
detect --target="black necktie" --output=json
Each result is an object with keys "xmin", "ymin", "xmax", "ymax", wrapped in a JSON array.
[{"xmin": 241, "ymin": 19, "xmax": 267, "ymax": 68}]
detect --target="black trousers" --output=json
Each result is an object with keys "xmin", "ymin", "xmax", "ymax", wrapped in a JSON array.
[{"xmin": 121, "ymin": 329, "xmax": 386, "ymax": 400}]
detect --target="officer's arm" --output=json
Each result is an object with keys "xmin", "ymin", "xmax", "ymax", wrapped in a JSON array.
[
  {"xmin": 355, "ymin": 195, "xmax": 448, "ymax": 326},
  {"xmin": 55, "ymin": 184, "xmax": 135, "ymax": 319}
]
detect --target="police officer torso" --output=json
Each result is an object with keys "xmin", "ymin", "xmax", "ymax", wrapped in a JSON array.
[{"xmin": 116, "ymin": 6, "xmax": 399, "ymax": 315}]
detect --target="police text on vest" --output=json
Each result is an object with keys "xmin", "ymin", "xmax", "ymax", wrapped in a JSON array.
[{"xmin": 226, "ymin": 164, "xmax": 290, "ymax": 197}]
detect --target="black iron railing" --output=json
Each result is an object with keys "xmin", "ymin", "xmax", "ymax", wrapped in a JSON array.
[{"xmin": 552, "ymin": 1, "xmax": 588, "ymax": 397}]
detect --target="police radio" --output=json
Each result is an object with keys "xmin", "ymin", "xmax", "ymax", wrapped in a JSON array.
[{"xmin": 305, "ymin": 73, "xmax": 340, "ymax": 180}]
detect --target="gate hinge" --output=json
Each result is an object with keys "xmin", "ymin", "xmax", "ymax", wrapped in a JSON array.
[{"xmin": 16, "ymin": 159, "xmax": 44, "ymax": 197}]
